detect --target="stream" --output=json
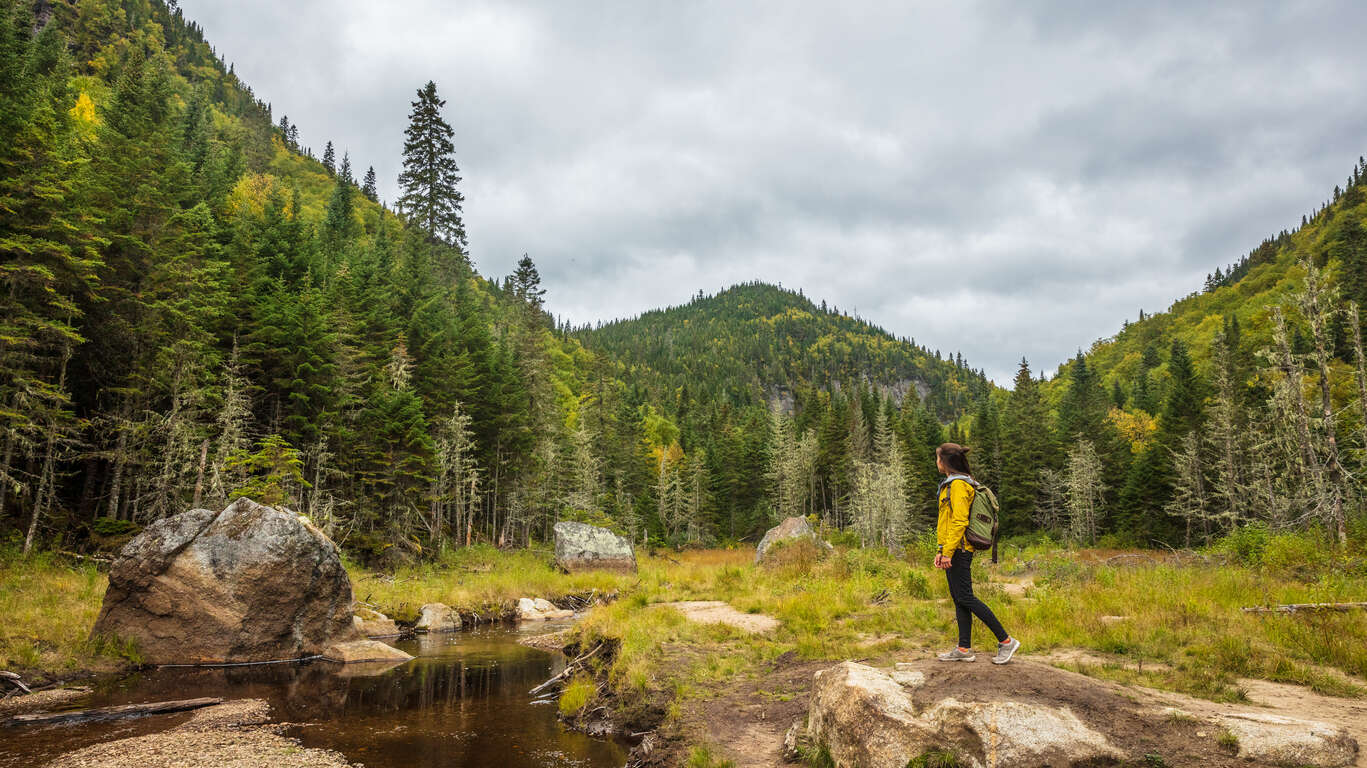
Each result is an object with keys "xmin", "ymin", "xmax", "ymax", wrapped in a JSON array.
[{"xmin": 2, "ymin": 622, "xmax": 628, "ymax": 768}]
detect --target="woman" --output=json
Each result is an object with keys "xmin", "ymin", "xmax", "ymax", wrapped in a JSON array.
[{"xmin": 934, "ymin": 442, "xmax": 1019, "ymax": 664}]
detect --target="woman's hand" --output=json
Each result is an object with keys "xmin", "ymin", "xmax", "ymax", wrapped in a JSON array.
[{"xmin": 934, "ymin": 554, "xmax": 951, "ymax": 569}]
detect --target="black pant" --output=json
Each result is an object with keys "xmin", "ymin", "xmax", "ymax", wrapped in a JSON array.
[{"xmin": 945, "ymin": 549, "xmax": 1008, "ymax": 648}]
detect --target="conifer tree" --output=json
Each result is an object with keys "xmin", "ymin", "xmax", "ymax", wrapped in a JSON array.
[
  {"xmin": 1000, "ymin": 359, "xmax": 1053, "ymax": 537},
  {"xmin": 398, "ymin": 80, "xmax": 466, "ymax": 249},
  {"xmin": 362, "ymin": 165, "xmax": 378, "ymax": 202},
  {"xmin": 321, "ymin": 140, "xmax": 335, "ymax": 175}
]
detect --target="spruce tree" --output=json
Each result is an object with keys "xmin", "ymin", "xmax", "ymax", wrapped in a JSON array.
[
  {"xmin": 398, "ymin": 80, "xmax": 466, "ymax": 249},
  {"xmin": 321, "ymin": 140, "xmax": 335, "ymax": 176},
  {"xmin": 362, "ymin": 165, "xmax": 378, "ymax": 202},
  {"xmin": 1000, "ymin": 359, "xmax": 1054, "ymax": 537}
]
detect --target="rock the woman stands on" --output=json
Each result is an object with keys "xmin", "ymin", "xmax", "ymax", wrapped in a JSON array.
[{"xmin": 932, "ymin": 442, "xmax": 1020, "ymax": 664}]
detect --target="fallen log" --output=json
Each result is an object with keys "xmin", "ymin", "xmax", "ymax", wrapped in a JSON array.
[
  {"xmin": 3, "ymin": 696, "xmax": 223, "ymax": 727},
  {"xmin": 1242, "ymin": 602, "xmax": 1367, "ymax": 614}
]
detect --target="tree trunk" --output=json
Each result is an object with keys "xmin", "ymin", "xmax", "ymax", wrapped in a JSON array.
[
  {"xmin": 0, "ymin": 426, "xmax": 14, "ymax": 518},
  {"xmin": 23, "ymin": 432, "xmax": 56, "ymax": 556},
  {"xmin": 191, "ymin": 438, "xmax": 209, "ymax": 509},
  {"xmin": 107, "ymin": 419, "xmax": 128, "ymax": 521}
]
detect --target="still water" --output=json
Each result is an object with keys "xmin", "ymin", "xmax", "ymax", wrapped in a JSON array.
[{"xmin": 2, "ymin": 623, "xmax": 627, "ymax": 768}]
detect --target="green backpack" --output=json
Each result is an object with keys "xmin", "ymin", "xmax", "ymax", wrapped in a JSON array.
[{"xmin": 954, "ymin": 478, "xmax": 1000, "ymax": 563}]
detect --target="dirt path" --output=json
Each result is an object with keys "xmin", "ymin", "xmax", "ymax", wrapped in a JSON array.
[
  {"xmin": 1133, "ymin": 678, "xmax": 1367, "ymax": 768},
  {"xmin": 660, "ymin": 601, "xmax": 780, "ymax": 633}
]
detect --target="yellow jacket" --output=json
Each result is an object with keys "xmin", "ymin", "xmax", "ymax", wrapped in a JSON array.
[{"xmin": 936, "ymin": 476, "xmax": 975, "ymax": 554}]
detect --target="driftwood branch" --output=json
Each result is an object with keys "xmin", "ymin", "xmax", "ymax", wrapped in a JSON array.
[
  {"xmin": 0, "ymin": 671, "xmax": 30, "ymax": 694},
  {"xmin": 529, "ymin": 643, "xmax": 603, "ymax": 697},
  {"xmin": 57, "ymin": 550, "xmax": 113, "ymax": 564},
  {"xmin": 1242, "ymin": 602, "xmax": 1367, "ymax": 615},
  {"xmin": 3, "ymin": 697, "xmax": 223, "ymax": 727}
]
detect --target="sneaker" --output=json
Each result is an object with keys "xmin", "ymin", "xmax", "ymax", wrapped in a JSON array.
[
  {"xmin": 993, "ymin": 637, "xmax": 1020, "ymax": 665},
  {"xmin": 937, "ymin": 647, "xmax": 976, "ymax": 662}
]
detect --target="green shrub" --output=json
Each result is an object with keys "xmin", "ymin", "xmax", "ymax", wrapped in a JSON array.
[
  {"xmin": 903, "ymin": 569, "xmax": 932, "ymax": 599},
  {"xmin": 1262, "ymin": 530, "xmax": 1330, "ymax": 577},
  {"xmin": 1218, "ymin": 523, "xmax": 1269, "ymax": 566},
  {"xmin": 1036, "ymin": 556, "xmax": 1087, "ymax": 587},
  {"xmin": 826, "ymin": 529, "xmax": 860, "ymax": 548}
]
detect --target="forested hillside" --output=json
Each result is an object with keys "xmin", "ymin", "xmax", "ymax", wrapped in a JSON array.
[
  {"xmin": 577, "ymin": 282, "xmax": 988, "ymax": 420},
  {"xmin": 0, "ymin": 0, "xmax": 991, "ymax": 559},
  {"xmin": 574, "ymin": 283, "xmax": 994, "ymax": 541},
  {"xmin": 988, "ymin": 159, "xmax": 1367, "ymax": 548}
]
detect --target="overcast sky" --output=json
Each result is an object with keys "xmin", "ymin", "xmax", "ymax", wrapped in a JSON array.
[{"xmin": 179, "ymin": 0, "xmax": 1367, "ymax": 384}]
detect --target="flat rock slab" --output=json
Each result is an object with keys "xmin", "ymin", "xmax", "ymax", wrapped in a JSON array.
[
  {"xmin": 1217, "ymin": 711, "xmax": 1358, "ymax": 768},
  {"xmin": 661, "ymin": 601, "xmax": 780, "ymax": 634},
  {"xmin": 321, "ymin": 639, "xmax": 413, "ymax": 664}
]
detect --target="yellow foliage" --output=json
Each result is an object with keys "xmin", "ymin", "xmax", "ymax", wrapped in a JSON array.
[
  {"xmin": 1108, "ymin": 406, "xmax": 1157, "ymax": 453},
  {"xmin": 68, "ymin": 91, "xmax": 99, "ymax": 126},
  {"xmin": 225, "ymin": 173, "xmax": 283, "ymax": 218}
]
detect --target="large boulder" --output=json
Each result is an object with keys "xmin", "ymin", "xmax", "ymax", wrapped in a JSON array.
[
  {"xmin": 92, "ymin": 498, "xmax": 360, "ymax": 664},
  {"xmin": 553, "ymin": 521, "xmax": 636, "ymax": 573},
  {"xmin": 756, "ymin": 516, "xmax": 832, "ymax": 563},
  {"xmin": 807, "ymin": 661, "xmax": 1123, "ymax": 768}
]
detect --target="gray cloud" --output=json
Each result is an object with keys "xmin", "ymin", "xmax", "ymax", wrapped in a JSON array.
[{"xmin": 179, "ymin": 0, "xmax": 1367, "ymax": 383}]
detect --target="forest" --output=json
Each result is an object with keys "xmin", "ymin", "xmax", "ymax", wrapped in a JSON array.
[{"xmin": 3, "ymin": 0, "xmax": 1366, "ymax": 566}]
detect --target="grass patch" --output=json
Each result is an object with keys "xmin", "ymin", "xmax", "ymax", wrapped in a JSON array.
[
  {"xmin": 558, "ymin": 674, "xmax": 596, "ymax": 715},
  {"xmin": 346, "ymin": 544, "xmax": 637, "ymax": 618},
  {"xmin": 685, "ymin": 745, "xmax": 736, "ymax": 768},
  {"xmin": 0, "ymin": 548, "xmax": 141, "ymax": 675},
  {"xmin": 909, "ymin": 748, "xmax": 963, "ymax": 768}
]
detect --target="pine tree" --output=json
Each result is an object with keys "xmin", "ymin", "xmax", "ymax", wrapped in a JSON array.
[
  {"xmin": 322, "ymin": 152, "xmax": 357, "ymax": 264},
  {"xmin": 321, "ymin": 140, "xmax": 335, "ymax": 175},
  {"xmin": 397, "ymin": 80, "xmax": 466, "ymax": 249},
  {"xmin": 362, "ymin": 165, "xmax": 378, "ymax": 202},
  {"xmin": 1000, "ymin": 359, "xmax": 1053, "ymax": 537}
]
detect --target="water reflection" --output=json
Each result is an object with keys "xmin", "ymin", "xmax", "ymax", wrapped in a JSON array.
[{"xmin": 1, "ymin": 624, "xmax": 625, "ymax": 768}]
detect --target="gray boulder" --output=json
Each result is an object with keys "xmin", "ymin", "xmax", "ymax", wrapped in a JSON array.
[
  {"xmin": 553, "ymin": 521, "xmax": 636, "ymax": 573},
  {"xmin": 414, "ymin": 603, "xmax": 461, "ymax": 633},
  {"xmin": 756, "ymin": 516, "xmax": 832, "ymax": 563},
  {"xmin": 92, "ymin": 498, "xmax": 360, "ymax": 664}
]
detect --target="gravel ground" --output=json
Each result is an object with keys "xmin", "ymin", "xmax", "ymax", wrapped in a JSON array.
[
  {"xmin": 0, "ymin": 687, "xmax": 91, "ymax": 717},
  {"xmin": 43, "ymin": 699, "xmax": 359, "ymax": 768}
]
